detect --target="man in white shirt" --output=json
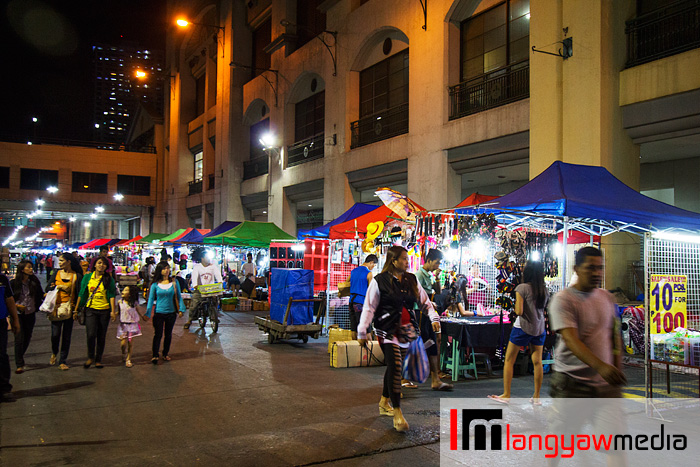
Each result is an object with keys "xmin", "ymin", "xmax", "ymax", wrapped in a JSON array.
[
  {"xmin": 240, "ymin": 253, "xmax": 257, "ymax": 280},
  {"xmin": 184, "ymin": 252, "xmax": 223, "ymax": 329}
]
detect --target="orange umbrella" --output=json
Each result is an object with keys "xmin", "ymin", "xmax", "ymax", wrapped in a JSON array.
[{"xmin": 374, "ymin": 187, "xmax": 425, "ymax": 223}]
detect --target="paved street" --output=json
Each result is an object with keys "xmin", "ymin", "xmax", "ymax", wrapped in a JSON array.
[{"xmin": 1, "ymin": 308, "xmax": 644, "ymax": 466}]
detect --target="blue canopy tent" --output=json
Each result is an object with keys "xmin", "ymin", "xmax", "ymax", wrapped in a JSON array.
[
  {"xmin": 68, "ymin": 242, "xmax": 86, "ymax": 249},
  {"xmin": 455, "ymin": 161, "xmax": 700, "ymax": 235},
  {"xmin": 203, "ymin": 221, "xmax": 241, "ymax": 238},
  {"xmin": 165, "ymin": 229, "xmax": 210, "ymax": 245},
  {"xmin": 297, "ymin": 203, "xmax": 380, "ymax": 239}
]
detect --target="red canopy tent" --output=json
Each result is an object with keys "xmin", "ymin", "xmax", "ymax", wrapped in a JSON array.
[
  {"xmin": 115, "ymin": 235, "xmax": 143, "ymax": 246},
  {"xmin": 558, "ymin": 230, "xmax": 601, "ymax": 244},
  {"xmin": 455, "ymin": 192, "xmax": 499, "ymax": 208},
  {"xmin": 79, "ymin": 238, "xmax": 110, "ymax": 250},
  {"xmin": 328, "ymin": 205, "xmax": 397, "ymax": 239}
]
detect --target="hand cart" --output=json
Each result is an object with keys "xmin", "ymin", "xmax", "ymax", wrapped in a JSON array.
[{"xmin": 254, "ymin": 298, "xmax": 325, "ymax": 344}]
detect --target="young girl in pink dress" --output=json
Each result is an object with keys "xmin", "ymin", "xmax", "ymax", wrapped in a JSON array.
[{"xmin": 115, "ymin": 285, "xmax": 147, "ymax": 368}]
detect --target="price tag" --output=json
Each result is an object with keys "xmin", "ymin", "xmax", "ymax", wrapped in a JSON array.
[{"xmin": 649, "ymin": 274, "xmax": 687, "ymax": 334}]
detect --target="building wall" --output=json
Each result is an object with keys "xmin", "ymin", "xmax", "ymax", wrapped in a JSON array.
[
  {"xmin": 0, "ymin": 142, "xmax": 157, "ymax": 243},
  {"xmin": 162, "ymin": 0, "xmax": 700, "ymax": 291}
]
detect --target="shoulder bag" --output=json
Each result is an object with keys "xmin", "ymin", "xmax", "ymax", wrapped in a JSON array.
[{"xmin": 76, "ymin": 274, "xmax": 105, "ymax": 325}]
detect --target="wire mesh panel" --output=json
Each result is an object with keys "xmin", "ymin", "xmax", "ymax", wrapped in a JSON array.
[{"xmin": 645, "ymin": 233, "xmax": 700, "ymax": 400}]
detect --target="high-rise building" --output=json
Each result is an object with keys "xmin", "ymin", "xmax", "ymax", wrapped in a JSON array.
[{"xmin": 92, "ymin": 42, "xmax": 164, "ymax": 146}]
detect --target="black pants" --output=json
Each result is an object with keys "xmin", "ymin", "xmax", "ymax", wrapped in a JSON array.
[
  {"xmin": 14, "ymin": 313, "xmax": 36, "ymax": 367},
  {"xmin": 46, "ymin": 267, "xmax": 53, "ymax": 281},
  {"xmin": 50, "ymin": 318, "xmax": 74, "ymax": 365},
  {"xmin": 0, "ymin": 322, "xmax": 11, "ymax": 394},
  {"xmin": 85, "ymin": 308, "xmax": 111, "ymax": 362},
  {"xmin": 381, "ymin": 343, "xmax": 402, "ymax": 409},
  {"xmin": 152, "ymin": 313, "xmax": 177, "ymax": 358}
]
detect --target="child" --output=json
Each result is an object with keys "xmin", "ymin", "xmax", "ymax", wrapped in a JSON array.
[{"xmin": 113, "ymin": 285, "xmax": 147, "ymax": 368}]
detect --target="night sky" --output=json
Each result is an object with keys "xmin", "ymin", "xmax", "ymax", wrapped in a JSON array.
[{"xmin": 1, "ymin": 0, "xmax": 166, "ymax": 142}]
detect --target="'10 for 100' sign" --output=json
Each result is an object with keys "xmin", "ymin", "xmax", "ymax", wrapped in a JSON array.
[{"xmin": 649, "ymin": 275, "xmax": 687, "ymax": 334}]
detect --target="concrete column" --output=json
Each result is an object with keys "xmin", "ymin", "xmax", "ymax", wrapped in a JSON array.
[{"xmin": 408, "ymin": 150, "xmax": 460, "ymax": 211}]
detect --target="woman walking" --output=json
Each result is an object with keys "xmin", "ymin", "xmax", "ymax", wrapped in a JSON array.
[
  {"xmin": 489, "ymin": 261, "xmax": 550, "ymax": 404},
  {"xmin": 75, "ymin": 257, "xmax": 117, "ymax": 369},
  {"xmin": 11, "ymin": 260, "xmax": 44, "ymax": 373},
  {"xmin": 357, "ymin": 246, "xmax": 439, "ymax": 432},
  {"xmin": 145, "ymin": 262, "xmax": 185, "ymax": 364},
  {"xmin": 46, "ymin": 253, "xmax": 82, "ymax": 370}
]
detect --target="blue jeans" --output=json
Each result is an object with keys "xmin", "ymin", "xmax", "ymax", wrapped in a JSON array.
[{"xmin": 14, "ymin": 313, "xmax": 36, "ymax": 367}]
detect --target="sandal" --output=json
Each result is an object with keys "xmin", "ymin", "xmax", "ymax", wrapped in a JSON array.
[
  {"xmin": 49, "ymin": 354, "xmax": 57, "ymax": 366},
  {"xmin": 15, "ymin": 367, "xmax": 25, "ymax": 374},
  {"xmin": 487, "ymin": 395, "xmax": 510, "ymax": 405},
  {"xmin": 162, "ymin": 355, "xmax": 171, "ymax": 361},
  {"xmin": 95, "ymin": 362, "xmax": 104, "ymax": 369},
  {"xmin": 84, "ymin": 359, "xmax": 93, "ymax": 369},
  {"xmin": 530, "ymin": 397, "xmax": 542, "ymax": 406},
  {"xmin": 151, "ymin": 358, "xmax": 158, "ymax": 365},
  {"xmin": 125, "ymin": 360, "xmax": 133, "ymax": 368},
  {"xmin": 59, "ymin": 364, "xmax": 70, "ymax": 371},
  {"xmin": 431, "ymin": 382, "xmax": 454, "ymax": 391},
  {"xmin": 401, "ymin": 381, "xmax": 418, "ymax": 389}
]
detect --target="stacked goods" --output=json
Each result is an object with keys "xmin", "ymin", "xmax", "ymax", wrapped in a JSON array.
[
  {"xmin": 652, "ymin": 329, "xmax": 700, "ymax": 366},
  {"xmin": 330, "ymin": 341, "xmax": 384, "ymax": 368},
  {"xmin": 221, "ymin": 297, "xmax": 238, "ymax": 311},
  {"xmin": 327, "ymin": 326, "xmax": 353, "ymax": 353},
  {"xmin": 681, "ymin": 331, "xmax": 700, "ymax": 366},
  {"xmin": 238, "ymin": 298, "xmax": 252, "ymax": 311}
]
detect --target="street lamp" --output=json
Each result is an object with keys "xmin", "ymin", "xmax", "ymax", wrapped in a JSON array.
[
  {"xmin": 35, "ymin": 198, "xmax": 45, "ymax": 206},
  {"xmin": 114, "ymin": 193, "xmax": 124, "ymax": 201},
  {"xmin": 175, "ymin": 17, "xmax": 225, "ymax": 57},
  {"xmin": 95, "ymin": 206, "xmax": 104, "ymax": 213},
  {"xmin": 230, "ymin": 63, "xmax": 279, "ymax": 106},
  {"xmin": 46, "ymin": 186, "xmax": 58, "ymax": 194},
  {"xmin": 135, "ymin": 70, "xmax": 147, "ymax": 79}
]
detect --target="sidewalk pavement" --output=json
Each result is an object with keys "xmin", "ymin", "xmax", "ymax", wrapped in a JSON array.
[{"xmin": 1, "ymin": 307, "xmax": 644, "ymax": 466}]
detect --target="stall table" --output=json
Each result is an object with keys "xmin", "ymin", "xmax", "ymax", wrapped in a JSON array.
[{"xmin": 440, "ymin": 316, "xmax": 512, "ymax": 381}]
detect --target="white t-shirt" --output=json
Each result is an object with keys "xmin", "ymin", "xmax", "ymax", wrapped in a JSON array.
[
  {"xmin": 241, "ymin": 262, "xmax": 256, "ymax": 278},
  {"xmin": 191, "ymin": 263, "xmax": 223, "ymax": 287}
]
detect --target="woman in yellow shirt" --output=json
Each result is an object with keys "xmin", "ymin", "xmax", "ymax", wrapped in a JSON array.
[{"xmin": 75, "ymin": 257, "xmax": 117, "ymax": 368}]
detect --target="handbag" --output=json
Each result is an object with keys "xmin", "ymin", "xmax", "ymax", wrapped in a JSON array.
[
  {"xmin": 77, "ymin": 274, "xmax": 105, "ymax": 326},
  {"xmin": 47, "ymin": 272, "xmax": 76, "ymax": 321},
  {"xmin": 402, "ymin": 336, "xmax": 430, "ymax": 384}
]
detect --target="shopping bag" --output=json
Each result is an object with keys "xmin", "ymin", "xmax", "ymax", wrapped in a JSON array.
[
  {"xmin": 402, "ymin": 337, "xmax": 430, "ymax": 383},
  {"xmin": 39, "ymin": 289, "xmax": 58, "ymax": 313}
]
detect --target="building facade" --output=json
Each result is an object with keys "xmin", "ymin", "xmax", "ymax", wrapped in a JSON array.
[
  {"xmin": 92, "ymin": 42, "xmax": 165, "ymax": 147},
  {"xmin": 163, "ymin": 0, "xmax": 700, "ymax": 288}
]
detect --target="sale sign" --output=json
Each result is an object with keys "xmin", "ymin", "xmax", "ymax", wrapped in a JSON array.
[{"xmin": 649, "ymin": 274, "xmax": 687, "ymax": 334}]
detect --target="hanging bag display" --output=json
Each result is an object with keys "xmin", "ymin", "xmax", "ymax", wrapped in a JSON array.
[{"xmin": 402, "ymin": 336, "xmax": 430, "ymax": 383}]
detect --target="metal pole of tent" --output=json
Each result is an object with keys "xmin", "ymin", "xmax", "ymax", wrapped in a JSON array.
[
  {"xmin": 325, "ymin": 239, "xmax": 333, "ymax": 336},
  {"xmin": 562, "ymin": 216, "xmax": 569, "ymax": 290},
  {"xmin": 644, "ymin": 232, "xmax": 650, "ymax": 400}
]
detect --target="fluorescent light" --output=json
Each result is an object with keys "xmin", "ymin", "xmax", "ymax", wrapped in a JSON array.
[
  {"xmin": 35, "ymin": 198, "xmax": 45, "ymax": 206},
  {"xmin": 84, "ymin": 222, "xmax": 91, "ymax": 227},
  {"xmin": 291, "ymin": 244, "xmax": 306, "ymax": 252},
  {"xmin": 69, "ymin": 217, "xmax": 76, "ymax": 222},
  {"xmin": 46, "ymin": 186, "xmax": 58, "ymax": 193},
  {"xmin": 95, "ymin": 206, "xmax": 104, "ymax": 212},
  {"xmin": 90, "ymin": 213, "xmax": 97, "ymax": 219},
  {"xmin": 530, "ymin": 251, "xmax": 542, "ymax": 261},
  {"xmin": 113, "ymin": 193, "xmax": 124, "ymax": 201},
  {"xmin": 652, "ymin": 231, "xmax": 700, "ymax": 244}
]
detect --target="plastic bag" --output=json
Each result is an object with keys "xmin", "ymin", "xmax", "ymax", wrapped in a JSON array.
[
  {"xmin": 39, "ymin": 289, "xmax": 58, "ymax": 313},
  {"xmin": 402, "ymin": 336, "xmax": 430, "ymax": 384}
]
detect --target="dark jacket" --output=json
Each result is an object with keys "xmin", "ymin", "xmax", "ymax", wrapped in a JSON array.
[
  {"xmin": 372, "ymin": 271, "xmax": 419, "ymax": 340},
  {"xmin": 10, "ymin": 275, "xmax": 44, "ymax": 312}
]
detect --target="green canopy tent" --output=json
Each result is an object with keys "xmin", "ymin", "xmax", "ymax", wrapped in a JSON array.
[
  {"xmin": 135, "ymin": 233, "xmax": 169, "ymax": 244},
  {"xmin": 203, "ymin": 221, "xmax": 295, "ymax": 248},
  {"xmin": 158, "ymin": 229, "xmax": 189, "ymax": 243}
]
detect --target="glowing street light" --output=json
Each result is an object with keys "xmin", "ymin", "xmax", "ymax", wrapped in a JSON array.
[
  {"xmin": 90, "ymin": 213, "xmax": 97, "ymax": 219},
  {"xmin": 69, "ymin": 217, "xmax": 76, "ymax": 222},
  {"xmin": 113, "ymin": 193, "xmax": 124, "ymax": 201},
  {"xmin": 46, "ymin": 186, "xmax": 58, "ymax": 194},
  {"xmin": 95, "ymin": 206, "xmax": 105, "ymax": 213},
  {"xmin": 135, "ymin": 70, "xmax": 147, "ymax": 79},
  {"xmin": 259, "ymin": 132, "xmax": 276, "ymax": 149},
  {"xmin": 35, "ymin": 198, "xmax": 45, "ymax": 206},
  {"xmin": 176, "ymin": 18, "xmax": 190, "ymax": 27}
]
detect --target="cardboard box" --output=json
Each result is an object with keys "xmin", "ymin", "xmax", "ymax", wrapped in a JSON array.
[
  {"xmin": 327, "ymin": 327, "xmax": 353, "ymax": 353},
  {"xmin": 330, "ymin": 341, "xmax": 384, "ymax": 368},
  {"xmin": 221, "ymin": 304, "xmax": 236, "ymax": 311}
]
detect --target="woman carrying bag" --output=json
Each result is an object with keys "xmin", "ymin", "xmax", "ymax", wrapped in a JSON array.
[
  {"xmin": 357, "ymin": 246, "xmax": 439, "ymax": 432},
  {"xmin": 75, "ymin": 257, "xmax": 117, "ymax": 369},
  {"xmin": 45, "ymin": 253, "xmax": 82, "ymax": 370},
  {"xmin": 145, "ymin": 261, "xmax": 186, "ymax": 364},
  {"xmin": 10, "ymin": 260, "xmax": 44, "ymax": 374}
]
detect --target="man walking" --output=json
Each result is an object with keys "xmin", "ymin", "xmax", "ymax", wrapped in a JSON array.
[
  {"xmin": 416, "ymin": 249, "xmax": 452, "ymax": 391},
  {"xmin": 348, "ymin": 255, "xmax": 377, "ymax": 340},
  {"xmin": 549, "ymin": 246, "xmax": 626, "ymax": 397},
  {"xmin": 1, "ymin": 273, "xmax": 20, "ymax": 402}
]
